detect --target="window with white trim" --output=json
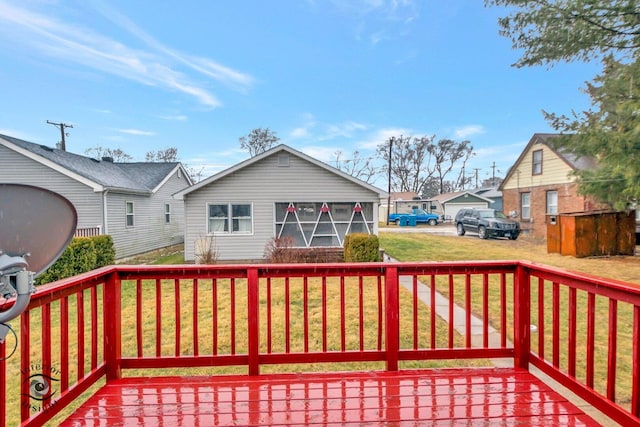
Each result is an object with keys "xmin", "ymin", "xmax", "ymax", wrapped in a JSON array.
[
  {"xmin": 546, "ymin": 190, "xmax": 558, "ymax": 214},
  {"xmin": 521, "ymin": 193, "xmax": 531, "ymax": 220},
  {"xmin": 232, "ymin": 204, "xmax": 252, "ymax": 233},
  {"xmin": 208, "ymin": 203, "xmax": 252, "ymax": 234},
  {"xmin": 532, "ymin": 150, "xmax": 543, "ymax": 175},
  {"xmin": 164, "ymin": 203, "xmax": 171, "ymax": 224},
  {"xmin": 125, "ymin": 201, "xmax": 134, "ymax": 227}
]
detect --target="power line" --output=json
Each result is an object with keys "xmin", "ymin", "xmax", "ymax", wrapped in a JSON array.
[{"xmin": 46, "ymin": 120, "xmax": 73, "ymax": 151}]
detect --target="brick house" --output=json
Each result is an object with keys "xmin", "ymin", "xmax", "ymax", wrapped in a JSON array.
[{"xmin": 499, "ymin": 133, "xmax": 602, "ymax": 239}]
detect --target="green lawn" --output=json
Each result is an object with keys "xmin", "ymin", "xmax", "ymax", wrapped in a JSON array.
[
  {"xmin": 6, "ymin": 233, "xmax": 639, "ymax": 425},
  {"xmin": 379, "ymin": 231, "xmax": 640, "ymax": 284},
  {"xmin": 379, "ymin": 231, "xmax": 640, "ymax": 407}
]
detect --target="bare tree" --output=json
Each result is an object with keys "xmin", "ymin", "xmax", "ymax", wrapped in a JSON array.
[
  {"xmin": 333, "ymin": 150, "xmax": 379, "ymax": 183},
  {"xmin": 377, "ymin": 135, "xmax": 436, "ymax": 193},
  {"xmin": 145, "ymin": 147, "xmax": 205, "ymax": 183},
  {"xmin": 482, "ymin": 177, "xmax": 503, "ymax": 188},
  {"xmin": 429, "ymin": 139, "xmax": 474, "ymax": 194},
  {"xmin": 184, "ymin": 165, "xmax": 205, "ymax": 183},
  {"xmin": 85, "ymin": 146, "xmax": 133, "ymax": 162},
  {"xmin": 239, "ymin": 128, "xmax": 280, "ymax": 157},
  {"xmin": 146, "ymin": 147, "xmax": 179, "ymax": 162}
]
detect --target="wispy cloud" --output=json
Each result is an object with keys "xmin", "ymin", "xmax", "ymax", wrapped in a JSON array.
[
  {"xmin": 116, "ymin": 128, "xmax": 156, "ymax": 136},
  {"xmin": 90, "ymin": 1, "xmax": 255, "ymax": 93},
  {"xmin": 473, "ymin": 143, "xmax": 519, "ymax": 159},
  {"xmin": 288, "ymin": 113, "xmax": 317, "ymax": 140},
  {"xmin": 331, "ymin": 0, "xmax": 418, "ymax": 20},
  {"xmin": 159, "ymin": 114, "xmax": 188, "ymax": 121},
  {"xmin": 357, "ymin": 127, "xmax": 413, "ymax": 149},
  {"xmin": 290, "ymin": 127, "xmax": 311, "ymax": 139},
  {"xmin": 322, "ymin": 121, "xmax": 368, "ymax": 140},
  {"xmin": 471, "ymin": 141, "xmax": 526, "ymax": 175},
  {"xmin": 300, "ymin": 146, "xmax": 340, "ymax": 163},
  {"xmin": 330, "ymin": 0, "xmax": 420, "ymax": 45},
  {"xmin": 454, "ymin": 125, "xmax": 486, "ymax": 139},
  {"xmin": 288, "ymin": 114, "xmax": 368, "ymax": 142},
  {"xmin": 0, "ymin": 1, "xmax": 254, "ymax": 108}
]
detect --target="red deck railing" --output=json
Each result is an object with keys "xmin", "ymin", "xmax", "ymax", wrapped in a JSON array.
[{"xmin": 0, "ymin": 261, "xmax": 639, "ymax": 426}]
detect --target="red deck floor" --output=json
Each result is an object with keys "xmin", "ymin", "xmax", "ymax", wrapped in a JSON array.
[{"xmin": 60, "ymin": 368, "xmax": 601, "ymax": 426}]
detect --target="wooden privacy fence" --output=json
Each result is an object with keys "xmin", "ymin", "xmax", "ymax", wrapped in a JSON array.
[
  {"xmin": 547, "ymin": 210, "xmax": 636, "ymax": 257},
  {"xmin": 0, "ymin": 261, "xmax": 639, "ymax": 426}
]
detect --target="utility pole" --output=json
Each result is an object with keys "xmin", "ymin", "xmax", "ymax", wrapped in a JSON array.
[
  {"xmin": 491, "ymin": 162, "xmax": 497, "ymax": 185},
  {"xmin": 386, "ymin": 136, "xmax": 395, "ymax": 226},
  {"xmin": 474, "ymin": 168, "xmax": 481, "ymax": 188},
  {"xmin": 46, "ymin": 120, "xmax": 73, "ymax": 151}
]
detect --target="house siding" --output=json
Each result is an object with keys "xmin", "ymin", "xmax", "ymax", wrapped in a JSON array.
[
  {"xmin": 501, "ymin": 138, "xmax": 603, "ymax": 239},
  {"xmin": 0, "ymin": 144, "xmax": 190, "ymax": 259},
  {"xmin": 502, "ymin": 143, "xmax": 575, "ymax": 190},
  {"xmin": 107, "ymin": 170, "xmax": 189, "ymax": 259},
  {"xmin": 0, "ymin": 145, "xmax": 103, "ymax": 228},
  {"xmin": 183, "ymin": 153, "xmax": 381, "ymax": 261}
]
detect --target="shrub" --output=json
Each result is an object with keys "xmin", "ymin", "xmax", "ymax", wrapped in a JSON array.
[
  {"xmin": 195, "ymin": 235, "xmax": 219, "ymax": 264},
  {"xmin": 93, "ymin": 235, "xmax": 115, "ymax": 267},
  {"xmin": 264, "ymin": 238, "xmax": 344, "ymax": 263},
  {"xmin": 344, "ymin": 233, "xmax": 380, "ymax": 262},
  {"xmin": 264, "ymin": 237, "xmax": 297, "ymax": 263},
  {"xmin": 35, "ymin": 235, "xmax": 115, "ymax": 285}
]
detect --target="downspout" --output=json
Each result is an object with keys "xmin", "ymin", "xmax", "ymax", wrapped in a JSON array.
[{"xmin": 102, "ymin": 189, "xmax": 109, "ymax": 234}]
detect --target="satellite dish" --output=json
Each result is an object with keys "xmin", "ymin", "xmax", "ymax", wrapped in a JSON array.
[
  {"xmin": 0, "ymin": 184, "xmax": 77, "ymax": 330},
  {"xmin": 0, "ymin": 183, "xmax": 77, "ymax": 275}
]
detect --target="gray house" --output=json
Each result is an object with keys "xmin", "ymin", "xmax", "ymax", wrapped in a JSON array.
[
  {"xmin": 429, "ymin": 191, "xmax": 494, "ymax": 221},
  {"xmin": 174, "ymin": 144, "xmax": 387, "ymax": 262},
  {"xmin": 472, "ymin": 187, "xmax": 503, "ymax": 212},
  {"xmin": 0, "ymin": 134, "xmax": 192, "ymax": 259}
]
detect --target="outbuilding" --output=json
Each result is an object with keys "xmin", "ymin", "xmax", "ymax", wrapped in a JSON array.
[
  {"xmin": 428, "ymin": 191, "xmax": 494, "ymax": 222},
  {"xmin": 174, "ymin": 144, "xmax": 387, "ymax": 262}
]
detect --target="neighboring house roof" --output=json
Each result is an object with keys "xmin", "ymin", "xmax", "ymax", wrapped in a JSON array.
[
  {"xmin": 389, "ymin": 192, "xmax": 420, "ymax": 202},
  {"xmin": 429, "ymin": 191, "xmax": 494, "ymax": 205},
  {"xmin": 174, "ymin": 144, "xmax": 387, "ymax": 199},
  {"xmin": 472, "ymin": 187, "xmax": 502, "ymax": 198},
  {"xmin": 499, "ymin": 133, "xmax": 597, "ymax": 190},
  {"xmin": 0, "ymin": 134, "xmax": 191, "ymax": 193}
]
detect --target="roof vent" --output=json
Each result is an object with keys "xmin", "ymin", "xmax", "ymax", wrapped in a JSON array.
[
  {"xmin": 102, "ymin": 157, "xmax": 114, "ymax": 163},
  {"xmin": 39, "ymin": 145, "xmax": 54, "ymax": 152},
  {"xmin": 277, "ymin": 153, "xmax": 290, "ymax": 167}
]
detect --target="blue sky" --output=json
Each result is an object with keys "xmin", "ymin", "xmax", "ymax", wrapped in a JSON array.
[{"xmin": 0, "ymin": 0, "xmax": 601, "ymax": 188}]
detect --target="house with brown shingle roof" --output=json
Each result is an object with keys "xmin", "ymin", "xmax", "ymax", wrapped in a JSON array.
[{"xmin": 499, "ymin": 133, "xmax": 602, "ymax": 239}]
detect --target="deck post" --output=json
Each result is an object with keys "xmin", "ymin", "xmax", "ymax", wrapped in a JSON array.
[
  {"xmin": 247, "ymin": 267, "xmax": 260, "ymax": 376},
  {"xmin": 513, "ymin": 264, "xmax": 531, "ymax": 370},
  {"xmin": 385, "ymin": 266, "xmax": 399, "ymax": 371},
  {"xmin": 104, "ymin": 271, "xmax": 122, "ymax": 381}
]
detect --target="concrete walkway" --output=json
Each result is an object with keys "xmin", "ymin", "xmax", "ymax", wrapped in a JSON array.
[{"xmin": 387, "ymin": 255, "xmax": 502, "ymax": 350}]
